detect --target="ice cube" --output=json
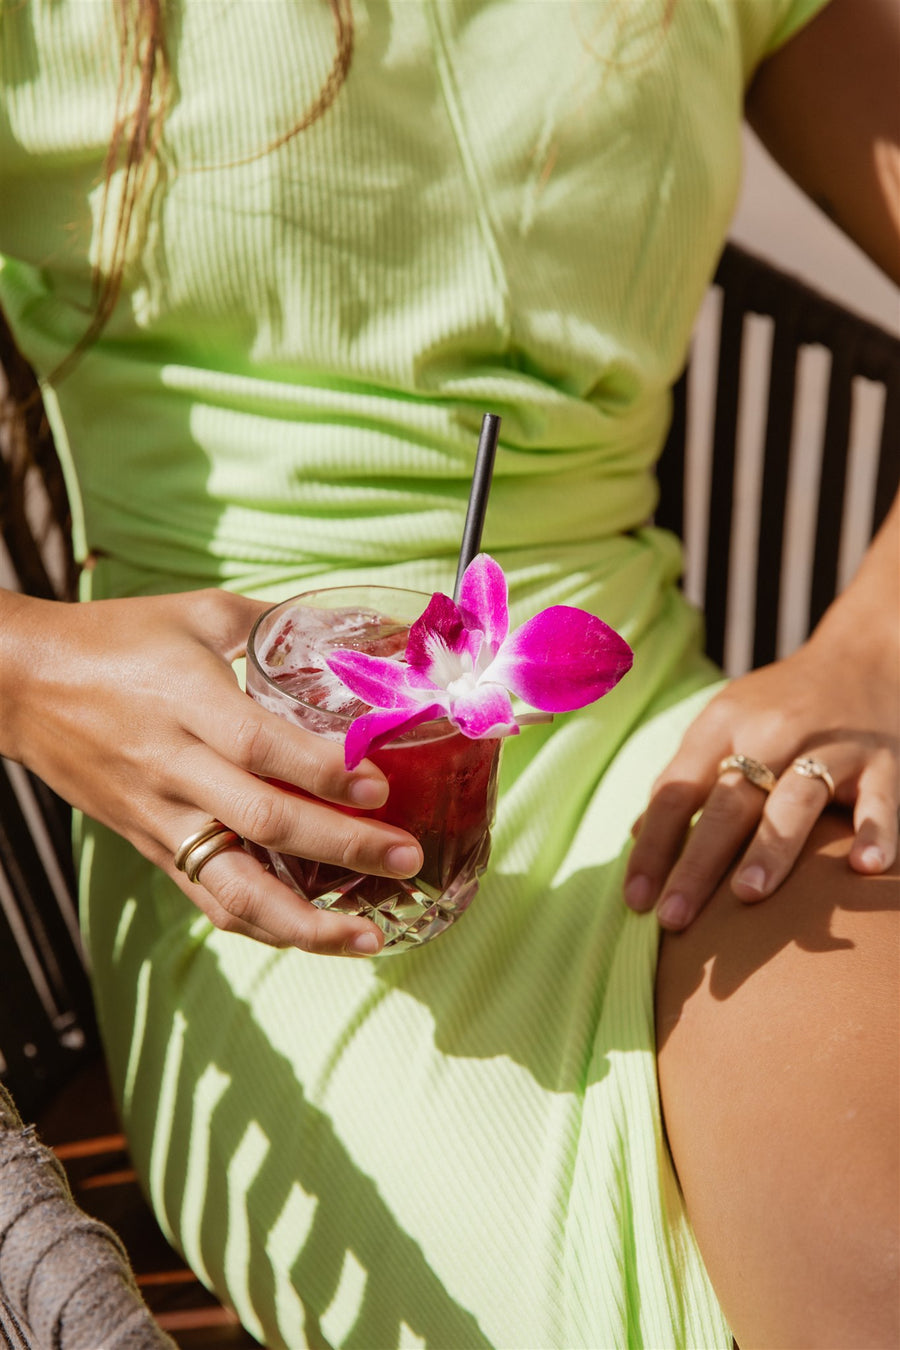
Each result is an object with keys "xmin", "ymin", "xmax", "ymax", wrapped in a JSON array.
[
  {"xmin": 261, "ymin": 604, "xmax": 410, "ymax": 715},
  {"xmin": 324, "ymin": 617, "xmax": 409, "ymax": 658},
  {"xmin": 259, "ymin": 606, "xmax": 342, "ymax": 677},
  {"xmin": 274, "ymin": 667, "xmax": 369, "ymax": 718}
]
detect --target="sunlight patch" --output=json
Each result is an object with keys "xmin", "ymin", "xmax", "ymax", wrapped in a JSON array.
[
  {"xmin": 267, "ymin": 1182, "xmax": 319, "ymax": 1344},
  {"xmin": 224, "ymin": 1119, "xmax": 271, "ymax": 1343},
  {"xmin": 320, "ymin": 1248, "xmax": 368, "ymax": 1348}
]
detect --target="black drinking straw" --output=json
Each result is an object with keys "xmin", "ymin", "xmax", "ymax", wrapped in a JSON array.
[{"xmin": 453, "ymin": 412, "xmax": 501, "ymax": 601}]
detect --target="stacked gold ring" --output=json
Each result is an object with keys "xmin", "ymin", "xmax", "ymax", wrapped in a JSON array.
[
  {"xmin": 717, "ymin": 753, "xmax": 778, "ymax": 794},
  {"xmin": 174, "ymin": 819, "xmax": 241, "ymax": 884}
]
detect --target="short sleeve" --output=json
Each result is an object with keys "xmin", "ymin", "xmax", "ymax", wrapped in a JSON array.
[{"xmin": 734, "ymin": 0, "xmax": 833, "ymax": 81}]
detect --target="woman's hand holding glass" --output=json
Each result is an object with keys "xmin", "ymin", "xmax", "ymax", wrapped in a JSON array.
[{"xmin": 0, "ymin": 587, "xmax": 426, "ymax": 955}]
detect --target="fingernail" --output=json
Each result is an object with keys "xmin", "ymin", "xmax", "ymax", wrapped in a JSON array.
[
  {"xmin": 859, "ymin": 845, "xmax": 885, "ymax": 871},
  {"xmin": 347, "ymin": 931, "xmax": 382, "ymax": 956},
  {"xmin": 624, "ymin": 874, "xmax": 654, "ymax": 912},
  {"xmin": 385, "ymin": 844, "xmax": 420, "ymax": 876},
  {"xmin": 349, "ymin": 776, "xmax": 388, "ymax": 808},
  {"xmin": 734, "ymin": 863, "xmax": 767, "ymax": 896},
  {"xmin": 658, "ymin": 893, "xmax": 689, "ymax": 928}
]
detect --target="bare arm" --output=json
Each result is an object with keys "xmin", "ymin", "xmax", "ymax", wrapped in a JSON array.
[
  {"xmin": 746, "ymin": 0, "xmax": 900, "ymax": 285},
  {"xmin": 625, "ymin": 0, "xmax": 900, "ymax": 928}
]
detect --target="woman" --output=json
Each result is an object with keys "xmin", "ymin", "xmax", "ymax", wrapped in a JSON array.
[{"xmin": 1, "ymin": 0, "xmax": 897, "ymax": 1345}]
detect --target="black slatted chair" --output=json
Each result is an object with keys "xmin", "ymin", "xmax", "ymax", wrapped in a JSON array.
[
  {"xmin": 657, "ymin": 241, "xmax": 900, "ymax": 671},
  {"xmin": 1, "ymin": 239, "xmax": 898, "ymax": 1346},
  {"xmin": 0, "ymin": 319, "xmax": 96, "ymax": 1127},
  {"xmin": 0, "ymin": 763, "xmax": 93, "ymax": 1125}
]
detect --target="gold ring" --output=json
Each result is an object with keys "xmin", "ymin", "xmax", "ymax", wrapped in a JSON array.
[
  {"xmin": 717, "ymin": 753, "xmax": 777, "ymax": 794},
  {"xmin": 790, "ymin": 756, "xmax": 836, "ymax": 802},
  {"xmin": 174, "ymin": 820, "xmax": 241, "ymax": 884}
]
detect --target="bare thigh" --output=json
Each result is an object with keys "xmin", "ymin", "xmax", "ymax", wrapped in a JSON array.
[{"xmin": 656, "ymin": 811, "xmax": 900, "ymax": 1350}]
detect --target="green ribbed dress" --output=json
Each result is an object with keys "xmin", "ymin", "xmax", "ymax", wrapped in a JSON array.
[{"xmin": 1, "ymin": 2, "xmax": 828, "ymax": 1345}]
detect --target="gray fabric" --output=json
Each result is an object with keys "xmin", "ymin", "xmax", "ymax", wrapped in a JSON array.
[
  {"xmin": 0, "ymin": 1291, "xmax": 32, "ymax": 1350},
  {"xmin": 0, "ymin": 1082, "xmax": 175, "ymax": 1350}
]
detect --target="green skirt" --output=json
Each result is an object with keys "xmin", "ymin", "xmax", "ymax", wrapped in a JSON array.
[{"xmin": 79, "ymin": 544, "xmax": 731, "ymax": 1349}]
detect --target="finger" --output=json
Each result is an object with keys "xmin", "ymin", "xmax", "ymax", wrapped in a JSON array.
[
  {"xmin": 849, "ymin": 751, "xmax": 900, "ymax": 874},
  {"xmin": 188, "ymin": 683, "xmax": 390, "ymax": 810},
  {"xmin": 140, "ymin": 828, "xmax": 287, "ymax": 946},
  {"xmin": 184, "ymin": 846, "xmax": 384, "ymax": 956},
  {"xmin": 654, "ymin": 774, "xmax": 768, "ymax": 929},
  {"xmin": 731, "ymin": 758, "xmax": 839, "ymax": 902},
  {"xmin": 163, "ymin": 844, "xmax": 383, "ymax": 955},
  {"xmin": 180, "ymin": 877, "xmax": 286, "ymax": 947},
  {"xmin": 625, "ymin": 778, "xmax": 708, "ymax": 912},
  {"xmin": 171, "ymin": 744, "xmax": 422, "ymax": 880}
]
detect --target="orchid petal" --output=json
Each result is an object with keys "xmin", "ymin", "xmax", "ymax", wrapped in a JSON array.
[
  {"xmin": 344, "ymin": 703, "xmax": 446, "ymax": 770},
  {"xmin": 326, "ymin": 649, "xmax": 423, "ymax": 711},
  {"xmin": 406, "ymin": 591, "xmax": 483, "ymax": 684},
  {"xmin": 449, "ymin": 684, "xmax": 519, "ymax": 739},
  {"xmin": 488, "ymin": 607, "xmax": 634, "ymax": 712},
  {"xmin": 457, "ymin": 553, "xmax": 509, "ymax": 653}
]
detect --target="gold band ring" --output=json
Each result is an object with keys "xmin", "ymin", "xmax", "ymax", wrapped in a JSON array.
[
  {"xmin": 174, "ymin": 819, "xmax": 230, "ymax": 871},
  {"xmin": 717, "ymin": 753, "xmax": 778, "ymax": 794},
  {"xmin": 174, "ymin": 820, "xmax": 241, "ymax": 884},
  {"xmin": 790, "ymin": 756, "xmax": 836, "ymax": 802}
]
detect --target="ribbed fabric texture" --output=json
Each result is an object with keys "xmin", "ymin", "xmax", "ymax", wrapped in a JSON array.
[
  {"xmin": 1, "ymin": 3, "xmax": 829, "ymax": 1346},
  {"xmin": 2, "ymin": 0, "xmax": 824, "ymax": 589}
]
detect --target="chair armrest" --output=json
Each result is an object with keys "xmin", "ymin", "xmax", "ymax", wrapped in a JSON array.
[{"xmin": 0, "ymin": 1082, "xmax": 175, "ymax": 1350}]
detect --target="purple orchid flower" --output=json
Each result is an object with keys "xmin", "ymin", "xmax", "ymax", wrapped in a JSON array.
[{"xmin": 326, "ymin": 554, "xmax": 634, "ymax": 769}]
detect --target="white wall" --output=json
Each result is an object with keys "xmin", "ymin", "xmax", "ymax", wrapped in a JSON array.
[{"xmin": 732, "ymin": 127, "xmax": 899, "ymax": 333}]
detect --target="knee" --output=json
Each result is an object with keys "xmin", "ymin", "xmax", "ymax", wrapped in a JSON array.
[{"xmin": 655, "ymin": 816, "xmax": 900, "ymax": 1347}]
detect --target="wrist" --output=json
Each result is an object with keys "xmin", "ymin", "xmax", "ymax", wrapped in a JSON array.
[
  {"xmin": 806, "ymin": 500, "xmax": 899, "ymax": 676},
  {"xmin": 0, "ymin": 588, "xmax": 58, "ymax": 762},
  {"xmin": 807, "ymin": 582, "xmax": 899, "ymax": 679}
]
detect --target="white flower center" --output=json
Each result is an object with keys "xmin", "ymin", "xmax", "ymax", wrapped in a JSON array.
[
  {"xmin": 446, "ymin": 671, "xmax": 478, "ymax": 699},
  {"xmin": 426, "ymin": 635, "xmax": 473, "ymax": 688}
]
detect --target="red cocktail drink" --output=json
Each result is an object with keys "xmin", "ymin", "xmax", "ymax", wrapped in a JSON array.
[{"xmin": 246, "ymin": 587, "xmax": 501, "ymax": 952}]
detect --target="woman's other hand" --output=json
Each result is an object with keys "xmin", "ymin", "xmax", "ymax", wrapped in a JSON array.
[
  {"xmin": 625, "ymin": 496, "xmax": 899, "ymax": 931},
  {"xmin": 0, "ymin": 587, "xmax": 424, "ymax": 955},
  {"xmin": 632, "ymin": 0, "xmax": 900, "ymax": 936}
]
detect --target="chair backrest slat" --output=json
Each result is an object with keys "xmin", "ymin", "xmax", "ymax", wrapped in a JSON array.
[
  {"xmin": 810, "ymin": 339, "xmax": 857, "ymax": 631},
  {"xmin": 655, "ymin": 369, "xmax": 687, "ymax": 541},
  {"xmin": 752, "ymin": 312, "xmax": 801, "ymax": 668},
  {"xmin": 874, "ymin": 375, "xmax": 900, "ymax": 535},
  {"xmin": 702, "ymin": 277, "xmax": 747, "ymax": 668}
]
